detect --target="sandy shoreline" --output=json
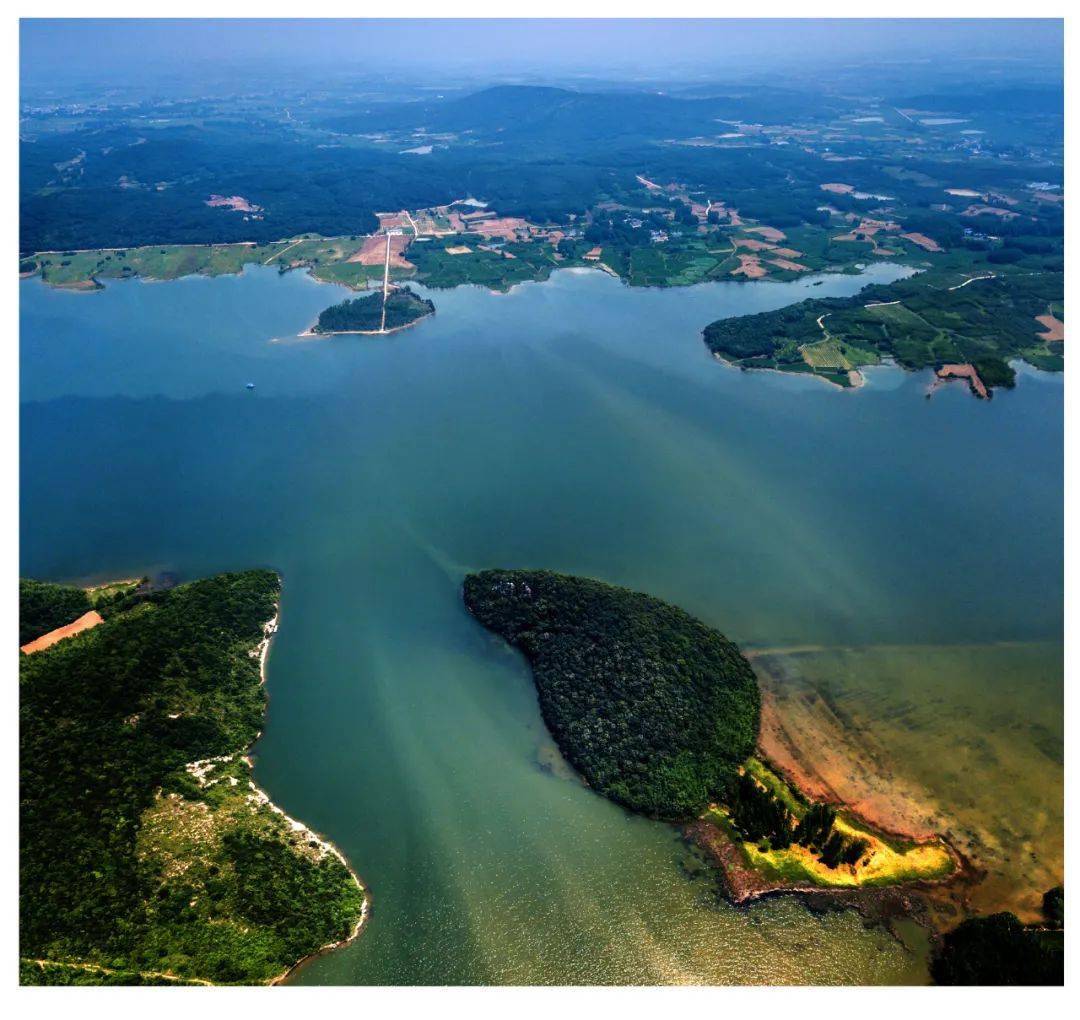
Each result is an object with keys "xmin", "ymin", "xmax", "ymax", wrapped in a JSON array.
[
  {"xmin": 677, "ymin": 648, "xmax": 972, "ymax": 920},
  {"xmin": 298, "ymin": 309, "xmax": 433, "ymax": 338},
  {"xmin": 711, "ymin": 352, "xmax": 862, "ymax": 391},
  {"xmin": 248, "ymin": 604, "xmax": 371, "ymax": 985}
]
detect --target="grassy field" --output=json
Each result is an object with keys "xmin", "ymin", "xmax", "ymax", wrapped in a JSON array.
[
  {"xmin": 309, "ymin": 261, "xmax": 388, "ymax": 290},
  {"xmin": 86, "ymin": 578, "xmax": 141, "ymax": 606},
  {"xmin": 705, "ymin": 758, "xmax": 955, "ymax": 891},
  {"xmin": 28, "ymin": 241, "xmax": 294, "ymax": 287},
  {"xmin": 599, "ymin": 238, "xmax": 737, "ymax": 287},
  {"xmin": 800, "ymin": 337, "xmax": 879, "ymax": 371}
]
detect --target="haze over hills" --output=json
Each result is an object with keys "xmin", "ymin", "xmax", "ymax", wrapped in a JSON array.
[{"xmin": 18, "ymin": 16, "xmax": 1065, "ymax": 989}]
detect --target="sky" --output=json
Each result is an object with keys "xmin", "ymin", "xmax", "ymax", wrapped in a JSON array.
[{"xmin": 21, "ymin": 18, "xmax": 1064, "ymax": 85}]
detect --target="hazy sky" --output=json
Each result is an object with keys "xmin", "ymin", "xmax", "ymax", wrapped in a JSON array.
[{"xmin": 21, "ymin": 18, "xmax": 1064, "ymax": 87}]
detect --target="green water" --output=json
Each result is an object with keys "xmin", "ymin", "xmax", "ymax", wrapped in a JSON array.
[{"xmin": 20, "ymin": 264, "xmax": 1062, "ymax": 984}]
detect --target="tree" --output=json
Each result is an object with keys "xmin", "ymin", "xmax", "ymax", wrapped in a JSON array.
[{"xmin": 931, "ymin": 911, "xmax": 1063, "ymax": 985}]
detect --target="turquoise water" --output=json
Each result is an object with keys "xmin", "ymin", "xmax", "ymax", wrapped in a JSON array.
[{"xmin": 20, "ymin": 264, "xmax": 1062, "ymax": 984}]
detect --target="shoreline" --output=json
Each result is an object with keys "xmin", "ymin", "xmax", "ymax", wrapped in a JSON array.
[
  {"xmin": 249, "ymin": 603, "xmax": 370, "ymax": 985},
  {"xmin": 297, "ymin": 310, "xmax": 433, "ymax": 338},
  {"xmin": 711, "ymin": 351, "xmax": 862, "ymax": 391},
  {"xmin": 686, "ymin": 815, "xmax": 966, "ymax": 911}
]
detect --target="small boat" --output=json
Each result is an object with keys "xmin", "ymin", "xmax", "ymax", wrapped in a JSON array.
[{"xmin": 245, "ymin": 382, "xmax": 256, "ymax": 390}]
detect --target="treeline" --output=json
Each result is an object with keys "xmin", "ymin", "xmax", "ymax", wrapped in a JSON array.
[
  {"xmin": 729, "ymin": 774, "xmax": 868, "ymax": 869},
  {"xmin": 463, "ymin": 569, "xmax": 760, "ymax": 820},
  {"xmin": 19, "ymin": 578, "xmax": 91, "ymax": 645},
  {"xmin": 931, "ymin": 886, "xmax": 1064, "ymax": 985}
]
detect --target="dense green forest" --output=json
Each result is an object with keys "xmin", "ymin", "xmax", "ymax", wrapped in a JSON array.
[
  {"xmin": 19, "ymin": 578, "xmax": 91, "ymax": 645},
  {"xmin": 410, "ymin": 237, "xmax": 562, "ymax": 291},
  {"xmin": 21, "ymin": 79, "xmax": 1062, "ymax": 253},
  {"xmin": 313, "ymin": 286, "xmax": 434, "ymax": 333},
  {"xmin": 19, "ymin": 570, "xmax": 365, "ymax": 985},
  {"xmin": 20, "ymin": 81, "xmax": 1065, "ymax": 397},
  {"xmin": 931, "ymin": 890, "xmax": 1064, "ymax": 985},
  {"xmin": 463, "ymin": 570, "xmax": 759, "ymax": 819},
  {"xmin": 702, "ymin": 270, "xmax": 1063, "ymax": 387}
]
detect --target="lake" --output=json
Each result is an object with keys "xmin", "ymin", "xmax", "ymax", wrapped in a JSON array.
[{"xmin": 20, "ymin": 263, "xmax": 1062, "ymax": 984}]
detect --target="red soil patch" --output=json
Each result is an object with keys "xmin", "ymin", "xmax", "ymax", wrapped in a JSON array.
[
  {"xmin": 21, "ymin": 610, "xmax": 104, "ymax": 655},
  {"xmin": 471, "ymin": 217, "xmax": 530, "ymax": 242},
  {"xmin": 769, "ymin": 257, "xmax": 810, "ymax": 272},
  {"xmin": 835, "ymin": 218, "xmax": 901, "ymax": 243},
  {"xmin": 937, "ymin": 363, "xmax": 988, "ymax": 399},
  {"xmin": 376, "ymin": 211, "xmax": 409, "ymax": 231},
  {"xmin": 731, "ymin": 254, "xmax": 767, "ymax": 279},
  {"xmin": 745, "ymin": 225, "xmax": 786, "ymax": 243},
  {"xmin": 205, "ymin": 194, "xmax": 261, "ymax": 213},
  {"xmin": 684, "ymin": 819, "xmax": 789, "ymax": 903},
  {"xmin": 901, "ymin": 232, "xmax": 943, "ymax": 253},
  {"xmin": 1035, "ymin": 314, "xmax": 1064, "ymax": 343},
  {"xmin": 347, "ymin": 234, "xmax": 413, "ymax": 269},
  {"xmin": 583, "ymin": 246, "xmax": 603, "ymax": 261},
  {"xmin": 735, "ymin": 238, "xmax": 775, "ymax": 252}
]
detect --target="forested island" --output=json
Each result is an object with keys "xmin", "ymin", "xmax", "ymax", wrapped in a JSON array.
[
  {"xmin": 19, "ymin": 570, "xmax": 367, "ymax": 985},
  {"xmin": 309, "ymin": 286, "xmax": 434, "ymax": 336},
  {"xmin": 463, "ymin": 569, "xmax": 956, "ymax": 898}
]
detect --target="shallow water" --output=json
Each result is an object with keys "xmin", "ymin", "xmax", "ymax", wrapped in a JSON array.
[{"xmin": 20, "ymin": 263, "xmax": 1062, "ymax": 984}]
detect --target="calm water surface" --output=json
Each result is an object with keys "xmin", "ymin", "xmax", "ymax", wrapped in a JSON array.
[{"xmin": 20, "ymin": 264, "xmax": 1062, "ymax": 984}]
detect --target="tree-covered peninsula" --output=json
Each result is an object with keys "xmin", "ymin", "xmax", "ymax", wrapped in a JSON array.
[
  {"xmin": 311, "ymin": 285, "xmax": 434, "ymax": 335},
  {"xmin": 463, "ymin": 569, "xmax": 955, "ymax": 897},
  {"xmin": 19, "ymin": 570, "xmax": 366, "ymax": 985},
  {"xmin": 702, "ymin": 270, "xmax": 1062, "ymax": 393},
  {"xmin": 463, "ymin": 569, "xmax": 760, "ymax": 819}
]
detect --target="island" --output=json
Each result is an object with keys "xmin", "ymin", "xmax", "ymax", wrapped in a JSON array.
[
  {"xmin": 463, "ymin": 568, "xmax": 956, "ymax": 900},
  {"xmin": 19, "ymin": 570, "xmax": 367, "ymax": 986},
  {"xmin": 306, "ymin": 285, "xmax": 435, "ymax": 336}
]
